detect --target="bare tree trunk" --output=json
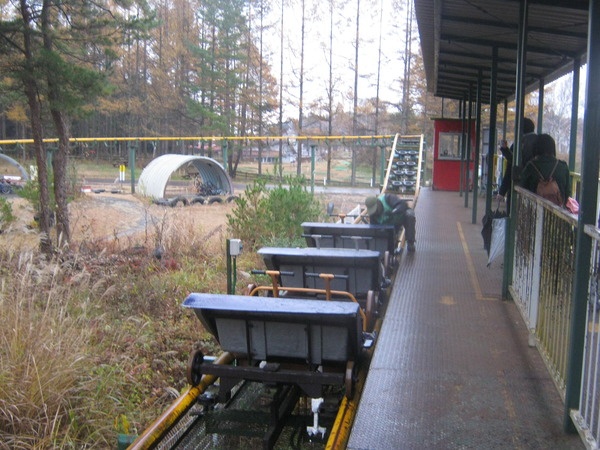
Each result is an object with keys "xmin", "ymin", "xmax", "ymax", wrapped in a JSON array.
[
  {"xmin": 258, "ymin": 0, "xmax": 264, "ymax": 176},
  {"xmin": 20, "ymin": 0, "xmax": 53, "ymax": 254},
  {"xmin": 351, "ymin": 0, "xmax": 360, "ymax": 185},
  {"xmin": 297, "ymin": 0, "xmax": 306, "ymax": 177},
  {"xmin": 232, "ymin": 143, "xmax": 242, "ymax": 177},
  {"xmin": 373, "ymin": 0, "xmax": 384, "ymax": 182},
  {"xmin": 42, "ymin": 0, "xmax": 71, "ymax": 246},
  {"xmin": 27, "ymin": 90, "xmax": 53, "ymax": 253},
  {"xmin": 401, "ymin": 0, "xmax": 413, "ymax": 134},
  {"xmin": 327, "ymin": 0, "xmax": 334, "ymax": 183},
  {"xmin": 278, "ymin": 0, "xmax": 284, "ymax": 178},
  {"xmin": 235, "ymin": 6, "xmax": 252, "ymax": 180},
  {"xmin": 375, "ymin": 0, "xmax": 383, "ymax": 135},
  {"xmin": 49, "ymin": 112, "xmax": 71, "ymax": 246}
]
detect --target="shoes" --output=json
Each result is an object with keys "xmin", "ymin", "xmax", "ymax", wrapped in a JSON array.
[{"xmin": 407, "ymin": 242, "xmax": 416, "ymax": 252}]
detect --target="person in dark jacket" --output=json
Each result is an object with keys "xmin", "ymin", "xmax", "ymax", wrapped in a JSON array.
[
  {"xmin": 520, "ymin": 133, "xmax": 570, "ymax": 206},
  {"xmin": 365, "ymin": 194, "xmax": 416, "ymax": 252},
  {"xmin": 498, "ymin": 117, "xmax": 537, "ymax": 209}
]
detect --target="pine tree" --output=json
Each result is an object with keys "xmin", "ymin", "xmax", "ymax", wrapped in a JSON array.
[{"xmin": 0, "ymin": 0, "xmax": 147, "ymax": 252}]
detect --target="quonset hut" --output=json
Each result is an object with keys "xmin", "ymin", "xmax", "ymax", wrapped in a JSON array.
[
  {"xmin": 137, "ymin": 154, "xmax": 233, "ymax": 200},
  {"xmin": 0, "ymin": 153, "xmax": 30, "ymax": 181}
]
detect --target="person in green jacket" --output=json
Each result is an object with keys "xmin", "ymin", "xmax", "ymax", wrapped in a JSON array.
[
  {"xmin": 365, "ymin": 194, "xmax": 416, "ymax": 252},
  {"xmin": 519, "ymin": 133, "xmax": 570, "ymax": 207}
]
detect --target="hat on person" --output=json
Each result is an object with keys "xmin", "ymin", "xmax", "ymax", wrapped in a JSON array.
[{"xmin": 365, "ymin": 196, "xmax": 379, "ymax": 215}]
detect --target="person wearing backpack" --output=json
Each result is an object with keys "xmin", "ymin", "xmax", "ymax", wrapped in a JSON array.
[
  {"xmin": 519, "ymin": 133, "xmax": 570, "ymax": 207},
  {"xmin": 497, "ymin": 117, "xmax": 537, "ymax": 209}
]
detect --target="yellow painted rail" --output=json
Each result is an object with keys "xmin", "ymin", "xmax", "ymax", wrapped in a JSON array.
[
  {"xmin": 325, "ymin": 316, "xmax": 382, "ymax": 450},
  {"xmin": 128, "ymin": 352, "xmax": 234, "ymax": 450},
  {"xmin": 0, "ymin": 135, "xmax": 396, "ymax": 146}
]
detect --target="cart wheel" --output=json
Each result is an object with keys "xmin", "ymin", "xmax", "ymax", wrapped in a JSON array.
[
  {"xmin": 345, "ymin": 360, "xmax": 356, "ymax": 399},
  {"xmin": 186, "ymin": 350, "xmax": 204, "ymax": 386}
]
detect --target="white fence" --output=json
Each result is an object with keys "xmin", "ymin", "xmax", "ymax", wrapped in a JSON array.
[
  {"xmin": 512, "ymin": 186, "xmax": 600, "ymax": 448},
  {"xmin": 511, "ymin": 187, "xmax": 578, "ymax": 396}
]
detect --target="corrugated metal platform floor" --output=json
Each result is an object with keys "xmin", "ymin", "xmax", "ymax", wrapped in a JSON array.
[{"xmin": 347, "ymin": 188, "xmax": 584, "ymax": 450}]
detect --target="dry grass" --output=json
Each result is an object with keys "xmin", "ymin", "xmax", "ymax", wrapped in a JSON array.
[
  {"xmin": 0, "ymin": 183, "xmax": 365, "ymax": 448},
  {"xmin": 0, "ymin": 195, "xmax": 230, "ymax": 448},
  {"xmin": 0, "ymin": 252, "xmax": 94, "ymax": 448}
]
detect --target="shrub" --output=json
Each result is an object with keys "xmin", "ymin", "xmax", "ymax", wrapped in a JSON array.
[
  {"xmin": 17, "ymin": 179, "xmax": 48, "ymax": 214},
  {"xmin": 0, "ymin": 197, "xmax": 15, "ymax": 230},
  {"xmin": 18, "ymin": 160, "xmax": 81, "ymax": 216},
  {"xmin": 226, "ymin": 176, "xmax": 324, "ymax": 250}
]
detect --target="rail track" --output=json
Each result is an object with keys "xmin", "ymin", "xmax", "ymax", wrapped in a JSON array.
[{"xmin": 128, "ymin": 134, "xmax": 424, "ymax": 450}]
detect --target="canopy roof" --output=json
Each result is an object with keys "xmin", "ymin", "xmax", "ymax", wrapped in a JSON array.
[
  {"xmin": 137, "ymin": 154, "xmax": 233, "ymax": 199},
  {"xmin": 414, "ymin": 0, "xmax": 589, "ymax": 102}
]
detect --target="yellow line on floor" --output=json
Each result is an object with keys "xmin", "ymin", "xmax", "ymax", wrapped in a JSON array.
[{"xmin": 457, "ymin": 221, "xmax": 496, "ymax": 301}]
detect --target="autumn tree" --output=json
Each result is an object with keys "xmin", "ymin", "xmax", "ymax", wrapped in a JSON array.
[
  {"xmin": 277, "ymin": 0, "xmax": 285, "ymax": 177},
  {"xmin": 251, "ymin": 0, "xmax": 279, "ymax": 175},
  {"xmin": 308, "ymin": 0, "xmax": 347, "ymax": 183},
  {"xmin": 0, "ymin": 1, "xmax": 146, "ymax": 252},
  {"xmin": 296, "ymin": 0, "xmax": 306, "ymax": 176},
  {"xmin": 232, "ymin": 0, "xmax": 278, "ymax": 176},
  {"xmin": 351, "ymin": 0, "xmax": 360, "ymax": 185}
]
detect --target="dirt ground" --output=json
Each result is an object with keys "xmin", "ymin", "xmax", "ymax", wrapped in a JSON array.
[
  {"xmin": 1, "ymin": 193, "xmax": 234, "ymax": 250},
  {"xmin": 1, "ymin": 189, "xmax": 370, "ymax": 250}
]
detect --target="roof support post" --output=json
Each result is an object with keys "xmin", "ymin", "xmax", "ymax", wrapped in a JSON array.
[
  {"xmin": 502, "ymin": 98, "xmax": 508, "ymax": 142},
  {"xmin": 537, "ymin": 77, "xmax": 545, "ymax": 134},
  {"xmin": 569, "ymin": 57, "xmax": 581, "ymax": 172},
  {"xmin": 471, "ymin": 69, "xmax": 482, "ymax": 225},
  {"xmin": 486, "ymin": 46, "xmax": 499, "ymax": 212},
  {"xmin": 465, "ymin": 85, "xmax": 473, "ymax": 209},
  {"xmin": 564, "ymin": 0, "xmax": 600, "ymax": 433},
  {"xmin": 459, "ymin": 97, "xmax": 467, "ymax": 197},
  {"xmin": 503, "ymin": 0, "xmax": 529, "ymax": 298}
]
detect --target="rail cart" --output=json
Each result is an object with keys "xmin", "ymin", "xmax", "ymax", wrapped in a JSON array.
[
  {"xmin": 301, "ymin": 221, "xmax": 398, "ymax": 274},
  {"xmin": 251, "ymin": 246, "xmax": 386, "ymax": 332},
  {"xmin": 182, "ymin": 293, "xmax": 370, "ymax": 449}
]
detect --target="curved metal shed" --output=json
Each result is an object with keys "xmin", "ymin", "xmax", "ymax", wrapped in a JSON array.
[
  {"xmin": 137, "ymin": 154, "xmax": 233, "ymax": 199},
  {"xmin": 0, "ymin": 153, "xmax": 29, "ymax": 180}
]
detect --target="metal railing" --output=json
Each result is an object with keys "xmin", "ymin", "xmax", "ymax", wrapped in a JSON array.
[
  {"xmin": 511, "ymin": 186, "xmax": 578, "ymax": 397},
  {"xmin": 488, "ymin": 180, "xmax": 600, "ymax": 447},
  {"xmin": 571, "ymin": 225, "xmax": 600, "ymax": 447}
]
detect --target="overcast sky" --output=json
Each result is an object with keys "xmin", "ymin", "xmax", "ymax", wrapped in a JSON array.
[{"xmin": 262, "ymin": 0, "xmax": 412, "ymax": 119}]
